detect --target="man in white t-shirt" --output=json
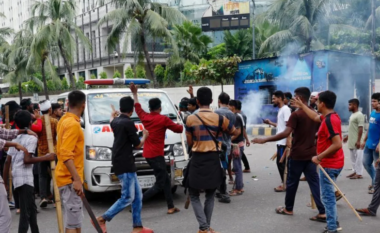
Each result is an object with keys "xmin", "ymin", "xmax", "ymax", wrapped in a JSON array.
[{"xmin": 264, "ymin": 91, "xmax": 291, "ymax": 192}]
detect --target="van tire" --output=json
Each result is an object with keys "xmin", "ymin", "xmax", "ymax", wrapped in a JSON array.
[
  {"xmin": 171, "ymin": 185, "xmax": 178, "ymax": 194},
  {"xmin": 84, "ymin": 189, "xmax": 96, "ymax": 201}
]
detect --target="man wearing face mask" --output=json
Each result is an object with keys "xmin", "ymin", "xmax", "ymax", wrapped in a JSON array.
[{"xmin": 130, "ymin": 83, "xmax": 184, "ymax": 215}]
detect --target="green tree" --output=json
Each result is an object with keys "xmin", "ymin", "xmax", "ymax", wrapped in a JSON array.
[
  {"xmin": 98, "ymin": 0, "xmax": 186, "ymax": 87},
  {"xmin": 224, "ymin": 29, "xmax": 253, "ymax": 60},
  {"xmin": 27, "ymin": 0, "xmax": 91, "ymax": 89},
  {"xmin": 154, "ymin": 65, "xmax": 165, "ymax": 84},
  {"xmin": 125, "ymin": 67, "xmax": 134, "ymax": 79},
  {"xmin": 91, "ymin": 74, "xmax": 96, "ymax": 79},
  {"xmin": 0, "ymin": 13, "xmax": 13, "ymax": 46},
  {"xmin": 191, "ymin": 55, "xmax": 241, "ymax": 92},
  {"xmin": 113, "ymin": 70, "xmax": 122, "ymax": 79},
  {"xmin": 254, "ymin": 20, "xmax": 281, "ymax": 58},
  {"xmin": 76, "ymin": 76, "xmax": 85, "ymax": 89},
  {"xmin": 135, "ymin": 65, "xmax": 146, "ymax": 79},
  {"xmin": 208, "ymin": 43, "xmax": 226, "ymax": 59},
  {"xmin": 258, "ymin": 0, "xmax": 343, "ymax": 55},
  {"xmin": 61, "ymin": 78, "xmax": 69, "ymax": 90},
  {"xmin": 47, "ymin": 80, "xmax": 56, "ymax": 91},
  {"xmin": 0, "ymin": 31, "xmax": 34, "ymax": 101},
  {"xmin": 99, "ymin": 71, "xmax": 107, "ymax": 79}
]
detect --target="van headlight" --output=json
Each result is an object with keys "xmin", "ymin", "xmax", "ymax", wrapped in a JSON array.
[
  {"xmin": 86, "ymin": 146, "xmax": 112, "ymax": 161},
  {"xmin": 173, "ymin": 143, "xmax": 185, "ymax": 156}
]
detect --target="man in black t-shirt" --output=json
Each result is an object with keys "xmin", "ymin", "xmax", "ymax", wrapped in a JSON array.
[{"xmin": 94, "ymin": 97, "xmax": 153, "ymax": 233}]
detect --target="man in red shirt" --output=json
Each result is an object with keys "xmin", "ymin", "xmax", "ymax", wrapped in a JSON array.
[
  {"xmin": 293, "ymin": 91, "xmax": 344, "ymax": 233},
  {"xmin": 130, "ymin": 83, "xmax": 183, "ymax": 214}
]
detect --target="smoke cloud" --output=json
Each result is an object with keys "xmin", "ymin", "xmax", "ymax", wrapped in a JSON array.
[{"xmin": 241, "ymin": 90, "xmax": 277, "ymax": 125}]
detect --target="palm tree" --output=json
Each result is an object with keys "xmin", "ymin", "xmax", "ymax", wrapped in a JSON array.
[
  {"xmin": 26, "ymin": 0, "xmax": 91, "ymax": 89},
  {"xmin": 254, "ymin": 20, "xmax": 281, "ymax": 58},
  {"xmin": 170, "ymin": 21, "xmax": 213, "ymax": 63},
  {"xmin": 0, "ymin": 32, "xmax": 34, "ymax": 101},
  {"xmin": 224, "ymin": 29, "xmax": 253, "ymax": 60},
  {"xmin": 258, "ymin": 0, "xmax": 343, "ymax": 55},
  {"xmin": 0, "ymin": 13, "xmax": 13, "ymax": 46},
  {"xmin": 27, "ymin": 30, "xmax": 61, "ymax": 100},
  {"xmin": 98, "ymin": 0, "xmax": 186, "ymax": 87}
]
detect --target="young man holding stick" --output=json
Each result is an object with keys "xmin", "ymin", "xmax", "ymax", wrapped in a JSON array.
[
  {"xmin": 292, "ymin": 91, "xmax": 344, "ymax": 233},
  {"xmin": 252, "ymin": 87, "xmax": 325, "ymax": 221},
  {"xmin": 56, "ymin": 91, "xmax": 86, "ymax": 233},
  {"xmin": 94, "ymin": 97, "xmax": 153, "ymax": 233}
]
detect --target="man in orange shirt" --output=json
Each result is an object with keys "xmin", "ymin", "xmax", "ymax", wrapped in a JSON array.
[{"xmin": 55, "ymin": 91, "xmax": 86, "ymax": 233}]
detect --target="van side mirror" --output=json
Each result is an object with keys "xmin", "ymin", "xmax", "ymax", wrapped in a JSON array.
[{"xmin": 80, "ymin": 118, "xmax": 85, "ymax": 128}]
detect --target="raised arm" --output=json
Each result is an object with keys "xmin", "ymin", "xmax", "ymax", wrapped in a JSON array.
[{"xmin": 292, "ymin": 97, "xmax": 321, "ymax": 123}]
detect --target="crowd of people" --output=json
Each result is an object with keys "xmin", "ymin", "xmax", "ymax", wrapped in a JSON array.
[{"xmin": 0, "ymin": 84, "xmax": 379, "ymax": 233}]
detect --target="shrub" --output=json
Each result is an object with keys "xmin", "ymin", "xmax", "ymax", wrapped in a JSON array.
[
  {"xmin": 47, "ymin": 80, "xmax": 55, "ymax": 91},
  {"xmin": 154, "ymin": 65, "xmax": 164, "ymax": 84},
  {"xmin": 76, "ymin": 76, "xmax": 86, "ymax": 89},
  {"xmin": 113, "ymin": 70, "xmax": 121, "ymax": 79},
  {"xmin": 124, "ymin": 67, "xmax": 134, "ymax": 79},
  {"xmin": 136, "ymin": 65, "xmax": 146, "ymax": 78},
  {"xmin": 90, "ymin": 74, "xmax": 97, "ymax": 79},
  {"xmin": 61, "ymin": 78, "xmax": 69, "ymax": 90},
  {"xmin": 99, "ymin": 71, "xmax": 107, "ymax": 79}
]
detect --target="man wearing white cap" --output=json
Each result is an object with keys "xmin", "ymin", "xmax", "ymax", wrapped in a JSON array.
[
  {"xmin": 310, "ymin": 92, "xmax": 319, "ymax": 111},
  {"xmin": 36, "ymin": 100, "xmax": 58, "ymax": 208}
]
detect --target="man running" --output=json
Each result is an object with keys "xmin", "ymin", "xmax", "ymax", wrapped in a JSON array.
[
  {"xmin": 293, "ymin": 90, "xmax": 344, "ymax": 233},
  {"xmin": 95, "ymin": 97, "xmax": 153, "ymax": 233},
  {"xmin": 361, "ymin": 93, "xmax": 380, "ymax": 194},
  {"xmin": 343, "ymin": 99, "xmax": 364, "ymax": 180},
  {"xmin": 130, "ymin": 83, "xmax": 183, "ymax": 214},
  {"xmin": 252, "ymin": 87, "xmax": 326, "ymax": 221},
  {"xmin": 263, "ymin": 91, "xmax": 291, "ymax": 192}
]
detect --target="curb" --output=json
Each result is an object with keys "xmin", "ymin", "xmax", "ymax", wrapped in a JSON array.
[{"xmin": 247, "ymin": 126, "xmax": 276, "ymax": 136}]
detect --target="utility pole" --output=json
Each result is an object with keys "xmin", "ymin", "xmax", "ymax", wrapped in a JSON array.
[{"xmin": 252, "ymin": 0, "xmax": 255, "ymax": 59}]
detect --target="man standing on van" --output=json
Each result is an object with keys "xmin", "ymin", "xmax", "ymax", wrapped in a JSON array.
[
  {"xmin": 56, "ymin": 91, "xmax": 86, "ymax": 233},
  {"xmin": 130, "ymin": 83, "xmax": 183, "ymax": 214}
]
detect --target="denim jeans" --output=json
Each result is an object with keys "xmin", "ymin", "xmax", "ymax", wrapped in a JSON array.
[
  {"xmin": 368, "ymin": 166, "xmax": 380, "ymax": 215},
  {"xmin": 363, "ymin": 147, "xmax": 379, "ymax": 187},
  {"xmin": 102, "ymin": 173, "xmax": 143, "ymax": 228},
  {"xmin": 189, "ymin": 188, "xmax": 216, "ymax": 231},
  {"xmin": 320, "ymin": 168, "xmax": 342, "ymax": 232},
  {"xmin": 232, "ymin": 146, "xmax": 244, "ymax": 190}
]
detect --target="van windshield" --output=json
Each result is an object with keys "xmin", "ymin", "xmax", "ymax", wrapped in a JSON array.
[{"xmin": 87, "ymin": 92, "xmax": 178, "ymax": 124}]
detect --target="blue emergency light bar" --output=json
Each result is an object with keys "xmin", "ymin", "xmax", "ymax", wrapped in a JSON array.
[{"xmin": 84, "ymin": 78, "xmax": 151, "ymax": 86}]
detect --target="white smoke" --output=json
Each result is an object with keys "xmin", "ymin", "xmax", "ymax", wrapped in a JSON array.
[{"xmin": 241, "ymin": 90, "xmax": 269, "ymax": 125}]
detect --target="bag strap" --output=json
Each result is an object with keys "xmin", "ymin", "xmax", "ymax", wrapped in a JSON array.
[{"xmin": 194, "ymin": 114, "xmax": 223, "ymax": 152}]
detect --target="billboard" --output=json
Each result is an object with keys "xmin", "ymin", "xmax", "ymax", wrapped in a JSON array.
[{"xmin": 202, "ymin": 1, "xmax": 250, "ymax": 32}]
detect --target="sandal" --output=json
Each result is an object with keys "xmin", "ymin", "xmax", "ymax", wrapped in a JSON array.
[
  {"xmin": 167, "ymin": 207, "xmax": 180, "ymax": 214},
  {"xmin": 274, "ymin": 185, "xmax": 286, "ymax": 192},
  {"xmin": 356, "ymin": 208, "xmax": 375, "ymax": 216},
  {"xmin": 310, "ymin": 215, "xmax": 327, "ymax": 223},
  {"xmin": 229, "ymin": 190, "xmax": 243, "ymax": 196},
  {"xmin": 368, "ymin": 185, "xmax": 373, "ymax": 190},
  {"xmin": 369, "ymin": 189, "xmax": 375, "ymax": 194},
  {"xmin": 275, "ymin": 206, "xmax": 293, "ymax": 215},
  {"xmin": 228, "ymin": 180, "xmax": 234, "ymax": 185}
]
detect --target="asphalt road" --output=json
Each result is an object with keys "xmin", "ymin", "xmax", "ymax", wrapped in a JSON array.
[{"xmin": 10, "ymin": 143, "xmax": 379, "ymax": 233}]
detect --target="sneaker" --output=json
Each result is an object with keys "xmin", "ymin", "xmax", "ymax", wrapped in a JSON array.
[
  {"xmin": 8, "ymin": 201, "xmax": 15, "ymax": 209},
  {"xmin": 39, "ymin": 199, "xmax": 48, "ymax": 208},
  {"xmin": 218, "ymin": 195, "xmax": 231, "ymax": 204}
]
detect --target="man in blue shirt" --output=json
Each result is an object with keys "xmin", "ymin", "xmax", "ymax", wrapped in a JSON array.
[{"xmin": 361, "ymin": 93, "xmax": 380, "ymax": 194}]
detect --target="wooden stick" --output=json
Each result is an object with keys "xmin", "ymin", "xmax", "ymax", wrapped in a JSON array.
[
  {"xmin": 270, "ymin": 152, "xmax": 277, "ymax": 161},
  {"xmin": 44, "ymin": 114, "xmax": 64, "ymax": 233},
  {"xmin": 5, "ymin": 105, "xmax": 12, "ymax": 202},
  {"xmin": 318, "ymin": 165, "xmax": 363, "ymax": 221},
  {"xmin": 177, "ymin": 114, "xmax": 189, "ymax": 160}
]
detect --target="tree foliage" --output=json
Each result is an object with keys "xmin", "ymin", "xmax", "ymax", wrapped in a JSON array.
[
  {"xmin": 136, "ymin": 65, "xmax": 146, "ymax": 79},
  {"xmin": 154, "ymin": 65, "xmax": 165, "ymax": 84},
  {"xmin": 124, "ymin": 67, "xmax": 134, "ymax": 79},
  {"xmin": 113, "ymin": 70, "xmax": 122, "ymax": 79},
  {"xmin": 99, "ymin": 71, "xmax": 107, "ymax": 79}
]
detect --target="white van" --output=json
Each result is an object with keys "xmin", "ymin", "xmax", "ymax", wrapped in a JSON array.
[{"xmin": 57, "ymin": 82, "xmax": 188, "ymax": 198}]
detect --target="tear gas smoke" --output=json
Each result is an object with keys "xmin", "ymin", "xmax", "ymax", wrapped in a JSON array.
[{"xmin": 241, "ymin": 90, "xmax": 276, "ymax": 125}]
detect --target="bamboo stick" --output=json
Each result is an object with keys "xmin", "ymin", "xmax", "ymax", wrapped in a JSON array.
[
  {"xmin": 318, "ymin": 165, "xmax": 362, "ymax": 221},
  {"xmin": 5, "ymin": 106, "xmax": 12, "ymax": 202},
  {"xmin": 43, "ymin": 114, "xmax": 64, "ymax": 232}
]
